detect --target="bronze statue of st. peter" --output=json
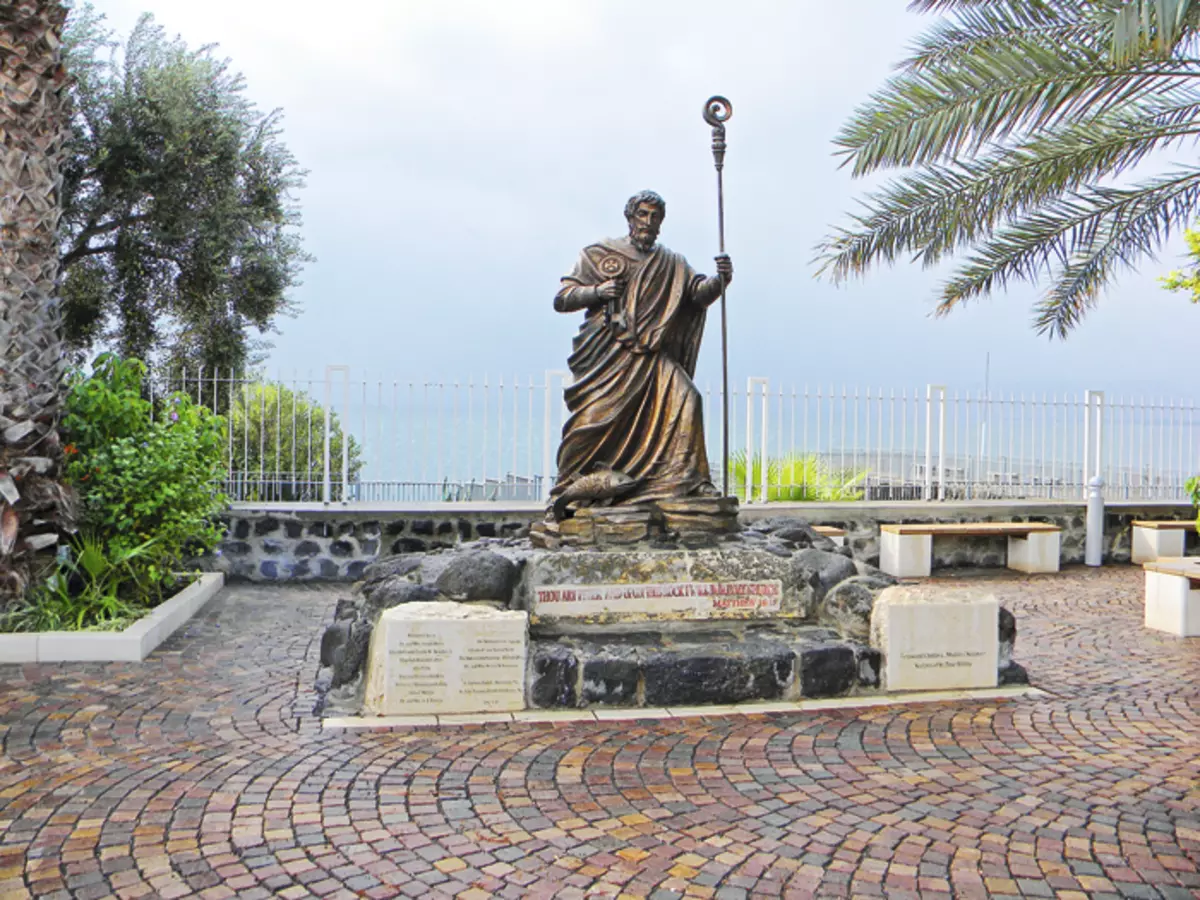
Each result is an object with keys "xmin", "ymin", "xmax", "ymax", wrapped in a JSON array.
[{"xmin": 549, "ymin": 190, "xmax": 733, "ymax": 511}]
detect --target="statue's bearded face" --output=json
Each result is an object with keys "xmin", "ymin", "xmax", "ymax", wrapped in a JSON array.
[{"xmin": 627, "ymin": 202, "xmax": 664, "ymax": 251}]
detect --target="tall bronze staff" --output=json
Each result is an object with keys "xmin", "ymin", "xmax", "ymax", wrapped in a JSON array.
[{"xmin": 703, "ymin": 95, "xmax": 733, "ymax": 497}]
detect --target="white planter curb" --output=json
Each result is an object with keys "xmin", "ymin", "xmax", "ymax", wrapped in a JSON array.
[{"xmin": 0, "ymin": 572, "xmax": 225, "ymax": 664}]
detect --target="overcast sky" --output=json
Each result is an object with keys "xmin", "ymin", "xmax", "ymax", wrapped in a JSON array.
[{"xmin": 88, "ymin": 0, "xmax": 1196, "ymax": 400}]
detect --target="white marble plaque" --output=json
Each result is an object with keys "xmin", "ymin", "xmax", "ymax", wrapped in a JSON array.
[
  {"xmin": 532, "ymin": 580, "xmax": 783, "ymax": 619},
  {"xmin": 869, "ymin": 585, "xmax": 998, "ymax": 691},
  {"xmin": 364, "ymin": 602, "xmax": 527, "ymax": 715}
]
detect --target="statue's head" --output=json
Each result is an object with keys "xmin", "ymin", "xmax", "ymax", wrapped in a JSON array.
[{"xmin": 624, "ymin": 190, "xmax": 665, "ymax": 251}]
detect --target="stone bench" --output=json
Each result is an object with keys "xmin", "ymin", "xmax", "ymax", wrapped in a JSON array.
[
  {"xmin": 812, "ymin": 525, "xmax": 845, "ymax": 547},
  {"xmin": 1131, "ymin": 520, "xmax": 1195, "ymax": 564},
  {"xmin": 1143, "ymin": 558, "xmax": 1200, "ymax": 636},
  {"xmin": 879, "ymin": 522, "xmax": 1062, "ymax": 578}
]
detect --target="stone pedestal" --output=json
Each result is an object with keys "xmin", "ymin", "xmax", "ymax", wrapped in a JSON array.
[
  {"xmin": 657, "ymin": 496, "xmax": 739, "ymax": 537},
  {"xmin": 531, "ymin": 496, "xmax": 739, "ymax": 549},
  {"xmin": 1132, "ymin": 525, "xmax": 1186, "ymax": 564},
  {"xmin": 1144, "ymin": 562, "xmax": 1200, "ymax": 636},
  {"xmin": 869, "ymin": 585, "xmax": 998, "ymax": 691},
  {"xmin": 522, "ymin": 545, "xmax": 819, "ymax": 628},
  {"xmin": 363, "ymin": 602, "xmax": 528, "ymax": 715},
  {"xmin": 1006, "ymin": 531, "xmax": 1061, "ymax": 574}
]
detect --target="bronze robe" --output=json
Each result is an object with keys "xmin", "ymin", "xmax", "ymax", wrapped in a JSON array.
[{"xmin": 552, "ymin": 238, "xmax": 715, "ymax": 503}]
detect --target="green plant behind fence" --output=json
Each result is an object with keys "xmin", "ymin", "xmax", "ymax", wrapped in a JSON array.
[
  {"xmin": 727, "ymin": 452, "xmax": 865, "ymax": 502},
  {"xmin": 227, "ymin": 381, "xmax": 363, "ymax": 500}
]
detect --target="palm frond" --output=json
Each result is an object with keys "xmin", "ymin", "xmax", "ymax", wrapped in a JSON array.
[
  {"xmin": 1111, "ymin": 0, "xmax": 1199, "ymax": 62},
  {"xmin": 820, "ymin": 93, "xmax": 1200, "ymax": 280},
  {"xmin": 821, "ymin": 0, "xmax": 1200, "ymax": 333},
  {"xmin": 934, "ymin": 167, "xmax": 1200, "ymax": 326},
  {"xmin": 837, "ymin": 46, "xmax": 1200, "ymax": 175},
  {"xmin": 901, "ymin": 3, "xmax": 1103, "ymax": 72}
]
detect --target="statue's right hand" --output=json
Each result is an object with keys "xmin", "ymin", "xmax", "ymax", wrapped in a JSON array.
[{"xmin": 596, "ymin": 280, "xmax": 624, "ymax": 302}]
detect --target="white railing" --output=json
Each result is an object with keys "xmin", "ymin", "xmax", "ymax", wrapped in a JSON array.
[{"xmin": 161, "ymin": 368, "xmax": 1200, "ymax": 506}]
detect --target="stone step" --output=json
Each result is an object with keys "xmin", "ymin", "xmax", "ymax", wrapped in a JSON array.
[{"xmin": 527, "ymin": 626, "xmax": 878, "ymax": 709}]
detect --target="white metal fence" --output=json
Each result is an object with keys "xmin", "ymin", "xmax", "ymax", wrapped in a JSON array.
[{"xmin": 164, "ymin": 368, "xmax": 1200, "ymax": 505}]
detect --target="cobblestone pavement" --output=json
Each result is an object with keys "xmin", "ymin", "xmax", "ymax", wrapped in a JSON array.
[{"xmin": 0, "ymin": 566, "xmax": 1197, "ymax": 900}]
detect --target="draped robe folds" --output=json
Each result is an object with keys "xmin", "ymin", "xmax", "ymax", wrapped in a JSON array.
[{"xmin": 552, "ymin": 239, "xmax": 716, "ymax": 504}]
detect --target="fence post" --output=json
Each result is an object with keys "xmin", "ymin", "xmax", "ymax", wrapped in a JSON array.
[
  {"xmin": 1083, "ymin": 390, "xmax": 1104, "ymax": 497},
  {"xmin": 323, "ymin": 365, "xmax": 350, "ymax": 505},
  {"xmin": 924, "ymin": 385, "xmax": 946, "ymax": 501},
  {"xmin": 746, "ymin": 377, "xmax": 769, "ymax": 502},
  {"xmin": 1086, "ymin": 475, "xmax": 1105, "ymax": 566},
  {"xmin": 541, "ymin": 370, "xmax": 571, "ymax": 502}
]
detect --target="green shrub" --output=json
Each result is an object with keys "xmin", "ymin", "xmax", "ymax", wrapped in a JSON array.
[
  {"xmin": 1187, "ymin": 476, "xmax": 1200, "ymax": 528},
  {"xmin": 60, "ymin": 353, "xmax": 228, "ymax": 606},
  {"xmin": 728, "ymin": 452, "xmax": 865, "ymax": 502},
  {"xmin": 1, "ymin": 533, "xmax": 158, "ymax": 632},
  {"xmin": 228, "ymin": 381, "xmax": 362, "ymax": 501}
]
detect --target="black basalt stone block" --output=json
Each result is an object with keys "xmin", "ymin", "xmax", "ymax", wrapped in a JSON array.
[
  {"xmin": 998, "ymin": 661, "xmax": 1029, "ymax": 685},
  {"xmin": 330, "ymin": 540, "xmax": 355, "ymax": 558},
  {"xmin": 386, "ymin": 521, "xmax": 406, "ymax": 535},
  {"xmin": 332, "ymin": 619, "xmax": 372, "ymax": 687},
  {"xmin": 321, "ymin": 620, "xmax": 350, "ymax": 667},
  {"xmin": 319, "ymin": 559, "xmax": 340, "ymax": 578},
  {"xmin": 289, "ymin": 559, "xmax": 311, "ymax": 578},
  {"xmin": 582, "ymin": 656, "xmax": 640, "ymax": 706},
  {"xmin": 856, "ymin": 646, "xmax": 882, "ymax": 688},
  {"xmin": 254, "ymin": 517, "xmax": 280, "ymax": 536},
  {"xmin": 642, "ymin": 647, "xmax": 791, "ymax": 706},
  {"xmin": 999, "ymin": 606, "xmax": 1016, "ymax": 645},
  {"xmin": 259, "ymin": 560, "xmax": 279, "ymax": 580},
  {"xmin": 437, "ymin": 521, "xmax": 453, "ymax": 535},
  {"xmin": 360, "ymin": 539, "xmax": 379, "ymax": 556},
  {"xmin": 220, "ymin": 540, "xmax": 252, "ymax": 556},
  {"xmin": 798, "ymin": 642, "xmax": 858, "ymax": 698},
  {"xmin": 411, "ymin": 519, "xmax": 434, "ymax": 535},
  {"xmin": 308, "ymin": 522, "xmax": 333, "ymax": 538},
  {"xmin": 261, "ymin": 539, "xmax": 285, "ymax": 556},
  {"xmin": 294, "ymin": 540, "xmax": 321, "ymax": 558},
  {"xmin": 391, "ymin": 538, "xmax": 426, "ymax": 554},
  {"xmin": 457, "ymin": 520, "xmax": 472, "ymax": 541},
  {"xmin": 233, "ymin": 519, "xmax": 251, "ymax": 540},
  {"xmin": 337, "ymin": 522, "xmax": 355, "ymax": 537},
  {"xmin": 476, "ymin": 522, "xmax": 497, "ymax": 538},
  {"xmin": 529, "ymin": 645, "xmax": 579, "ymax": 708},
  {"xmin": 284, "ymin": 520, "xmax": 304, "ymax": 539},
  {"xmin": 345, "ymin": 560, "xmax": 367, "ymax": 580}
]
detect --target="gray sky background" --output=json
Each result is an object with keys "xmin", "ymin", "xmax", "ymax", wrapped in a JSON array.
[{"xmin": 90, "ymin": 0, "xmax": 1195, "ymax": 400}]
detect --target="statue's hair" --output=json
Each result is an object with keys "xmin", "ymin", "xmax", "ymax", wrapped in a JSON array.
[{"xmin": 624, "ymin": 190, "xmax": 665, "ymax": 219}]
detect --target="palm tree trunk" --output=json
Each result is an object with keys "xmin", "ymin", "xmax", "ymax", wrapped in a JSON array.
[{"xmin": 0, "ymin": 0, "xmax": 75, "ymax": 603}]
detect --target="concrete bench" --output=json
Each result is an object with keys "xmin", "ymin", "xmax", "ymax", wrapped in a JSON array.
[
  {"xmin": 812, "ymin": 525, "xmax": 845, "ymax": 547},
  {"xmin": 880, "ymin": 522, "xmax": 1062, "ymax": 578},
  {"xmin": 1143, "ymin": 557, "xmax": 1200, "ymax": 636},
  {"xmin": 1131, "ymin": 520, "xmax": 1195, "ymax": 564}
]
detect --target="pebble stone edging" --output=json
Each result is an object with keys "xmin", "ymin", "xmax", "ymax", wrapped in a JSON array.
[{"xmin": 0, "ymin": 572, "xmax": 225, "ymax": 663}]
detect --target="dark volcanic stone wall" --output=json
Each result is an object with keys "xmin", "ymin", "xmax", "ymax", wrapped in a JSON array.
[{"xmin": 210, "ymin": 501, "xmax": 1196, "ymax": 582}]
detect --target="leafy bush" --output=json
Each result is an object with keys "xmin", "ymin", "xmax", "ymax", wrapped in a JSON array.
[
  {"xmin": 728, "ymin": 452, "xmax": 865, "ymax": 502},
  {"xmin": 1, "ymin": 533, "xmax": 157, "ymax": 632},
  {"xmin": 56, "ymin": 353, "xmax": 227, "ymax": 613}
]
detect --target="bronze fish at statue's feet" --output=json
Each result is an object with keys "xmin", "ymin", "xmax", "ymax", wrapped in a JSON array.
[{"xmin": 551, "ymin": 467, "xmax": 639, "ymax": 522}]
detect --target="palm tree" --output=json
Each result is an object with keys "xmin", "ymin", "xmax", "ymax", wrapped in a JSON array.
[
  {"xmin": 0, "ymin": 1, "xmax": 75, "ymax": 602},
  {"xmin": 819, "ymin": 0, "xmax": 1200, "ymax": 336}
]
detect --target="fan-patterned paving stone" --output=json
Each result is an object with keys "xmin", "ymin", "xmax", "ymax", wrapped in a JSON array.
[{"xmin": 0, "ymin": 569, "xmax": 1197, "ymax": 899}]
